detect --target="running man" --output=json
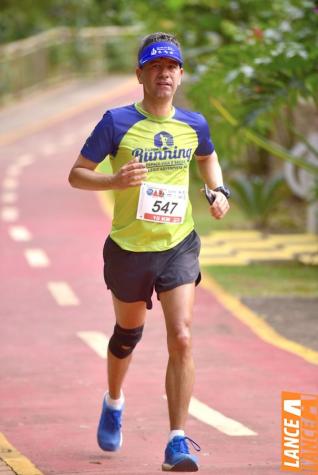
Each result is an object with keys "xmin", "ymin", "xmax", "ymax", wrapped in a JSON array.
[{"xmin": 69, "ymin": 32, "xmax": 230, "ymax": 472}]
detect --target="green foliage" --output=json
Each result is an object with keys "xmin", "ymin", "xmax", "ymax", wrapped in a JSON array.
[
  {"xmin": 0, "ymin": 0, "xmax": 139, "ymax": 43},
  {"xmin": 210, "ymin": 97, "xmax": 318, "ymax": 175},
  {"xmin": 186, "ymin": 0, "xmax": 318, "ymax": 171},
  {"xmin": 230, "ymin": 175, "xmax": 285, "ymax": 228},
  {"xmin": 121, "ymin": 0, "xmax": 318, "ymax": 186},
  {"xmin": 205, "ymin": 263, "xmax": 318, "ymax": 297}
]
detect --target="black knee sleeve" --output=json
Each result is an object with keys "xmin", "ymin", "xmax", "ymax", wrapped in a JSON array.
[{"xmin": 108, "ymin": 323, "xmax": 144, "ymax": 359}]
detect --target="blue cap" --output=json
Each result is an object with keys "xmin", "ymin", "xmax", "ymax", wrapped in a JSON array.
[{"xmin": 138, "ymin": 41, "xmax": 183, "ymax": 67}]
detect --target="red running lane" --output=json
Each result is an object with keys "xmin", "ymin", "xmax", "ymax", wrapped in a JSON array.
[{"xmin": 0, "ymin": 79, "xmax": 317, "ymax": 474}]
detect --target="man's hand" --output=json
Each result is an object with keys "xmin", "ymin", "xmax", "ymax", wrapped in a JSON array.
[
  {"xmin": 112, "ymin": 158, "xmax": 148, "ymax": 189},
  {"xmin": 209, "ymin": 191, "xmax": 230, "ymax": 219}
]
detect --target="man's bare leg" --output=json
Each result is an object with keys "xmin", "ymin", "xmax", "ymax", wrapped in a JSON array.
[{"xmin": 159, "ymin": 283, "xmax": 195, "ymax": 430}]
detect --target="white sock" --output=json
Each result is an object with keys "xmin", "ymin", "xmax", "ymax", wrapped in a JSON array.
[
  {"xmin": 169, "ymin": 429, "xmax": 185, "ymax": 442},
  {"xmin": 105, "ymin": 391, "xmax": 125, "ymax": 410}
]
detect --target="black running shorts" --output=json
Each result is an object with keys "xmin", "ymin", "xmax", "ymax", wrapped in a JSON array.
[{"xmin": 103, "ymin": 230, "xmax": 201, "ymax": 309}]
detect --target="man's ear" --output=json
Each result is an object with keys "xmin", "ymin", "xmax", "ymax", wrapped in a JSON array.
[
  {"xmin": 178, "ymin": 68, "xmax": 184, "ymax": 86},
  {"xmin": 136, "ymin": 67, "xmax": 143, "ymax": 84}
]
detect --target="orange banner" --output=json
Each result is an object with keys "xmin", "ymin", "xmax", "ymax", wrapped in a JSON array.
[{"xmin": 281, "ymin": 391, "xmax": 318, "ymax": 473}]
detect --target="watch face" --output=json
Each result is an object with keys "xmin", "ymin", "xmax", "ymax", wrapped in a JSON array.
[{"xmin": 214, "ymin": 186, "xmax": 230, "ymax": 198}]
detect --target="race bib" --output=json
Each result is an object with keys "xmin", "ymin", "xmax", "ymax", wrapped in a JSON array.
[{"xmin": 136, "ymin": 181, "xmax": 188, "ymax": 224}]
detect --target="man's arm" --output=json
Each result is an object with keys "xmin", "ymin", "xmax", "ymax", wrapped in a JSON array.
[
  {"xmin": 195, "ymin": 150, "xmax": 223, "ymax": 189},
  {"xmin": 195, "ymin": 151, "xmax": 230, "ymax": 219},
  {"xmin": 68, "ymin": 154, "xmax": 147, "ymax": 190}
]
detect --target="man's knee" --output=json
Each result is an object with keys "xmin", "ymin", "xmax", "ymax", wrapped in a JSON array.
[
  {"xmin": 168, "ymin": 330, "xmax": 192, "ymax": 354},
  {"xmin": 108, "ymin": 323, "xmax": 144, "ymax": 359}
]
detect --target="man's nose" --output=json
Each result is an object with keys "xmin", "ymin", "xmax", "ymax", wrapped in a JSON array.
[{"xmin": 158, "ymin": 66, "xmax": 170, "ymax": 76}]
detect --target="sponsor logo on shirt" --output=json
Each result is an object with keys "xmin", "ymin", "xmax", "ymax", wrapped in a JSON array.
[
  {"xmin": 146, "ymin": 187, "xmax": 165, "ymax": 197},
  {"xmin": 132, "ymin": 131, "xmax": 193, "ymax": 163},
  {"xmin": 154, "ymin": 131, "xmax": 174, "ymax": 148}
]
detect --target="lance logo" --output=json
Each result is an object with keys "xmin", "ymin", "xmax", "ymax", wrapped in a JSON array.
[
  {"xmin": 154, "ymin": 131, "xmax": 174, "ymax": 149},
  {"xmin": 281, "ymin": 391, "xmax": 318, "ymax": 472}
]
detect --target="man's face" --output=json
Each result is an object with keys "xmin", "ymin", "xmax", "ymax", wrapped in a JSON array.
[{"xmin": 136, "ymin": 57, "xmax": 183, "ymax": 100}]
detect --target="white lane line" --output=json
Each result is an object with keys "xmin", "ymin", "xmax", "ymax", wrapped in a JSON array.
[
  {"xmin": 80, "ymin": 123, "xmax": 96, "ymax": 136},
  {"xmin": 189, "ymin": 397, "xmax": 257, "ymax": 436},
  {"xmin": 9, "ymin": 225, "xmax": 32, "ymax": 242},
  {"xmin": 42, "ymin": 143, "xmax": 57, "ymax": 156},
  {"xmin": 76, "ymin": 330, "xmax": 257, "ymax": 437},
  {"xmin": 48, "ymin": 281, "xmax": 80, "ymax": 306},
  {"xmin": 2, "ymin": 178, "xmax": 18, "ymax": 190},
  {"xmin": 1, "ymin": 192, "xmax": 17, "ymax": 204},
  {"xmin": 1, "ymin": 206, "xmax": 19, "ymax": 222},
  {"xmin": 78, "ymin": 330, "xmax": 257, "ymax": 436},
  {"xmin": 60, "ymin": 133, "xmax": 76, "ymax": 147},
  {"xmin": 25, "ymin": 248, "xmax": 50, "ymax": 267},
  {"xmin": 162, "ymin": 394, "xmax": 256, "ymax": 436},
  {"xmin": 6, "ymin": 165, "xmax": 22, "ymax": 177},
  {"xmin": 77, "ymin": 331, "xmax": 109, "ymax": 359},
  {"xmin": 78, "ymin": 331, "xmax": 258, "ymax": 437},
  {"xmin": 16, "ymin": 153, "xmax": 35, "ymax": 167}
]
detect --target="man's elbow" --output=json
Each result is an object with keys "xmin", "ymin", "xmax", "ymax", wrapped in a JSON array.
[{"xmin": 68, "ymin": 169, "xmax": 78, "ymax": 188}]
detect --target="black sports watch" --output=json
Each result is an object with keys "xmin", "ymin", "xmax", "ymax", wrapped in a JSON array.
[
  {"xmin": 213, "ymin": 185, "xmax": 231, "ymax": 199},
  {"xmin": 204, "ymin": 184, "xmax": 230, "ymax": 205}
]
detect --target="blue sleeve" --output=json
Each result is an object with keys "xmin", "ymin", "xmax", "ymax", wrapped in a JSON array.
[
  {"xmin": 194, "ymin": 114, "xmax": 215, "ymax": 156},
  {"xmin": 81, "ymin": 111, "xmax": 114, "ymax": 163}
]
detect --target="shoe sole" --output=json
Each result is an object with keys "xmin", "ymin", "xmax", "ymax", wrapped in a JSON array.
[
  {"xmin": 98, "ymin": 432, "xmax": 123, "ymax": 452},
  {"xmin": 162, "ymin": 458, "xmax": 199, "ymax": 472}
]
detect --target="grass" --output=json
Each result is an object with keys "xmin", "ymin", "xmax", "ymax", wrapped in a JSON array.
[{"xmin": 203, "ymin": 264, "xmax": 318, "ymax": 298}]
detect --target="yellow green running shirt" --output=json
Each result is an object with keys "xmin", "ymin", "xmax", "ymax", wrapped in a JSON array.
[{"xmin": 81, "ymin": 102, "xmax": 214, "ymax": 252}]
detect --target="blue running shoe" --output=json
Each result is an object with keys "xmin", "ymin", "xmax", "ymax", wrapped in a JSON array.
[
  {"xmin": 97, "ymin": 397, "xmax": 123, "ymax": 451},
  {"xmin": 162, "ymin": 436, "xmax": 201, "ymax": 472}
]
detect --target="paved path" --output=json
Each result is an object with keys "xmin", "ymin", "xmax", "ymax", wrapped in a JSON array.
[{"xmin": 0, "ymin": 77, "xmax": 317, "ymax": 475}]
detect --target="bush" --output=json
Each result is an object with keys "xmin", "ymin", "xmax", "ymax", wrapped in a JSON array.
[{"xmin": 230, "ymin": 175, "xmax": 285, "ymax": 229}]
